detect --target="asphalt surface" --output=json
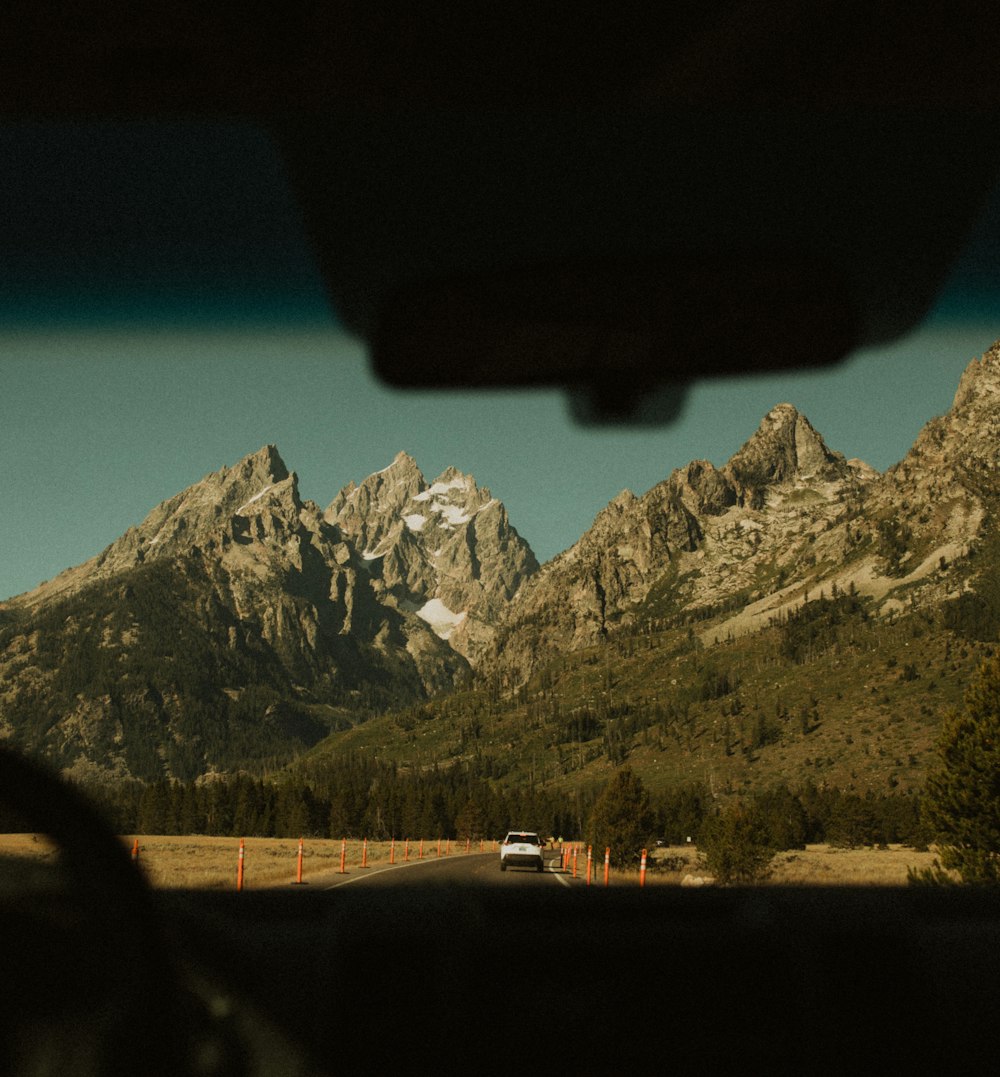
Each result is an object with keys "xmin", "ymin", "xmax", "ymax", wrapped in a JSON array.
[{"xmin": 320, "ymin": 848, "xmax": 572, "ymax": 890}]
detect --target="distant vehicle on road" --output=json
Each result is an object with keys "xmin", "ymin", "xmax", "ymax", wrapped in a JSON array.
[{"xmin": 500, "ymin": 831, "xmax": 544, "ymax": 872}]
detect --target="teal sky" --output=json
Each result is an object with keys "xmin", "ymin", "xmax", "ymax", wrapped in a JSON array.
[{"xmin": 1, "ymin": 122, "xmax": 998, "ymax": 601}]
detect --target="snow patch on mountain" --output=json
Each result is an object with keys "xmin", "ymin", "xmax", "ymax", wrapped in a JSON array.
[
  {"xmin": 412, "ymin": 476, "xmax": 470, "ymax": 501},
  {"xmin": 416, "ymin": 598, "xmax": 466, "ymax": 639},
  {"xmin": 431, "ymin": 502, "xmax": 472, "ymax": 527}
]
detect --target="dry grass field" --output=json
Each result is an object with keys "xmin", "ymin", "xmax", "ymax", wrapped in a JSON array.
[
  {"xmin": 0, "ymin": 834, "xmax": 489, "ymax": 891},
  {"xmin": 621, "ymin": 843, "xmax": 940, "ymax": 886}
]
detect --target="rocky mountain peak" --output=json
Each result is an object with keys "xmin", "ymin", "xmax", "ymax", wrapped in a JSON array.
[
  {"xmin": 326, "ymin": 455, "xmax": 537, "ymax": 663},
  {"xmin": 239, "ymin": 443, "xmax": 290, "ymax": 485},
  {"xmin": 892, "ymin": 337, "xmax": 1000, "ymax": 478},
  {"xmin": 951, "ymin": 338, "xmax": 1000, "ymax": 412},
  {"xmin": 110, "ymin": 444, "xmax": 306, "ymax": 566},
  {"xmin": 325, "ymin": 452, "xmax": 426, "ymax": 554},
  {"xmin": 725, "ymin": 403, "xmax": 847, "ymax": 505},
  {"xmin": 879, "ymin": 338, "xmax": 1000, "ymax": 549},
  {"xmin": 10, "ymin": 445, "xmax": 307, "ymax": 608}
]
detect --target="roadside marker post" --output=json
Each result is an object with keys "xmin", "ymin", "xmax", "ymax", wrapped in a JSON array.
[
  {"xmin": 639, "ymin": 848, "xmax": 648, "ymax": 888},
  {"xmin": 295, "ymin": 837, "xmax": 304, "ymax": 884},
  {"xmin": 237, "ymin": 838, "xmax": 245, "ymax": 892},
  {"xmin": 131, "ymin": 838, "xmax": 139, "ymax": 864},
  {"xmin": 404, "ymin": 838, "xmax": 410, "ymax": 862},
  {"xmin": 419, "ymin": 838, "xmax": 424, "ymax": 859},
  {"xmin": 604, "ymin": 847, "xmax": 610, "ymax": 887},
  {"xmin": 390, "ymin": 838, "xmax": 396, "ymax": 864},
  {"xmin": 572, "ymin": 847, "xmax": 579, "ymax": 878},
  {"xmin": 465, "ymin": 837, "xmax": 470, "ymax": 854},
  {"xmin": 362, "ymin": 838, "xmax": 368, "ymax": 868},
  {"xmin": 586, "ymin": 845, "xmax": 593, "ymax": 886},
  {"xmin": 339, "ymin": 838, "xmax": 347, "ymax": 874}
]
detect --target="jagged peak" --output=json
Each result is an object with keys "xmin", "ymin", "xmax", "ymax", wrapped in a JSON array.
[
  {"xmin": 765, "ymin": 401, "xmax": 800, "ymax": 421},
  {"xmin": 207, "ymin": 444, "xmax": 289, "ymax": 490},
  {"xmin": 246, "ymin": 443, "xmax": 289, "ymax": 479},
  {"xmin": 209, "ymin": 445, "xmax": 294, "ymax": 505},
  {"xmin": 357, "ymin": 451, "xmax": 426, "ymax": 493},
  {"xmin": 377, "ymin": 450, "xmax": 421, "ymax": 475},
  {"xmin": 951, "ymin": 338, "xmax": 1000, "ymax": 411},
  {"xmin": 421, "ymin": 465, "xmax": 477, "ymax": 500},
  {"xmin": 726, "ymin": 403, "xmax": 844, "ymax": 489},
  {"xmin": 433, "ymin": 464, "xmax": 472, "ymax": 485}
]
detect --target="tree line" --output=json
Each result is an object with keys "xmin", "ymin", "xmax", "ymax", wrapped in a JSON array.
[
  {"xmin": 586, "ymin": 768, "xmax": 927, "ymax": 871},
  {"xmin": 74, "ymin": 748, "xmax": 926, "ymax": 857},
  {"xmin": 84, "ymin": 757, "xmax": 583, "ymax": 841}
]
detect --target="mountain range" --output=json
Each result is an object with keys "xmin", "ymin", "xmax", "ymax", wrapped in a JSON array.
[{"xmin": 3, "ymin": 339, "xmax": 1000, "ymax": 787}]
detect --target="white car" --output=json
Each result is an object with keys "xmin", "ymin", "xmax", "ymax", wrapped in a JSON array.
[{"xmin": 500, "ymin": 831, "xmax": 545, "ymax": 872}]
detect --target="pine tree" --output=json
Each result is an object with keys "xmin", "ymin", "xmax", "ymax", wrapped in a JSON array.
[
  {"xmin": 699, "ymin": 801, "xmax": 774, "ymax": 884},
  {"xmin": 919, "ymin": 654, "xmax": 1000, "ymax": 884},
  {"xmin": 586, "ymin": 767, "xmax": 654, "ymax": 869}
]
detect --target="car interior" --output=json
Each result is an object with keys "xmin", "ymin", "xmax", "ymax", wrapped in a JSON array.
[{"xmin": 3, "ymin": 6, "xmax": 1000, "ymax": 1074}]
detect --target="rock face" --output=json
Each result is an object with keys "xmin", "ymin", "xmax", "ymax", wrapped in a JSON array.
[
  {"xmin": 871, "ymin": 338, "xmax": 1000, "ymax": 558},
  {"xmin": 325, "ymin": 452, "xmax": 538, "ymax": 664}
]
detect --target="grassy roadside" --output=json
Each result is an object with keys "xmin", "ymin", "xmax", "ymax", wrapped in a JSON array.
[
  {"xmin": 0, "ymin": 834, "xmax": 491, "ymax": 891},
  {"xmin": 560, "ymin": 843, "xmax": 939, "ymax": 887}
]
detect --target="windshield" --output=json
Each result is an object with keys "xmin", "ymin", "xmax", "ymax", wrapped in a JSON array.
[{"xmin": 2, "ymin": 120, "xmax": 1000, "ymax": 884}]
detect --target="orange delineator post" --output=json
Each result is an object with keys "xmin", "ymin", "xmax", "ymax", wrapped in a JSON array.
[
  {"xmin": 446, "ymin": 839, "xmax": 451, "ymax": 855},
  {"xmin": 572, "ymin": 847, "xmax": 579, "ymax": 878},
  {"xmin": 437, "ymin": 838, "xmax": 442, "ymax": 857},
  {"xmin": 586, "ymin": 845, "xmax": 593, "ymax": 886},
  {"xmin": 390, "ymin": 838, "xmax": 396, "ymax": 864},
  {"xmin": 362, "ymin": 837, "xmax": 368, "ymax": 868},
  {"xmin": 465, "ymin": 837, "xmax": 471, "ymax": 853},
  {"xmin": 131, "ymin": 838, "xmax": 139, "ymax": 863},
  {"xmin": 296, "ymin": 837, "xmax": 304, "ymax": 884},
  {"xmin": 604, "ymin": 846, "xmax": 610, "ymax": 887},
  {"xmin": 237, "ymin": 837, "xmax": 245, "ymax": 892},
  {"xmin": 339, "ymin": 837, "xmax": 347, "ymax": 874},
  {"xmin": 404, "ymin": 838, "xmax": 410, "ymax": 861},
  {"xmin": 639, "ymin": 848, "xmax": 648, "ymax": 888}
]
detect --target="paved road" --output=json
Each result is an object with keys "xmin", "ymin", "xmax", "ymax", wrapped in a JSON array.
[{"xmin": 320, "ymin": 848, "xmax": 573, "ymax": 890}]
